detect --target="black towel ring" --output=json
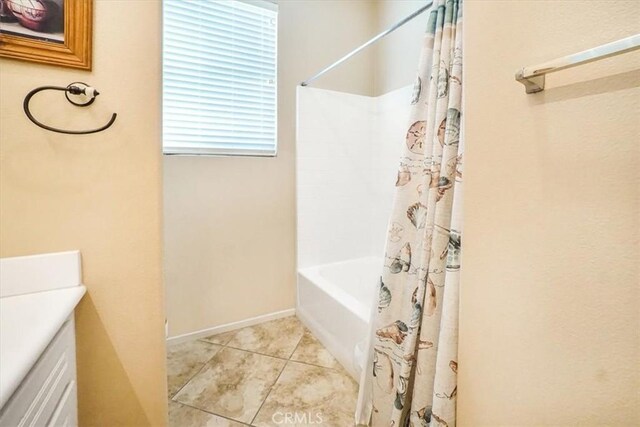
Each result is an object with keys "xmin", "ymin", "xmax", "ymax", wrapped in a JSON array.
[{"xmin": 23, "ymin": 82, "xmax": 117, "ymax": 135}]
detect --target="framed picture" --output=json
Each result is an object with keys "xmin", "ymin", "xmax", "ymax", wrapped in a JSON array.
[{"xmin": 0, "ymin": 0, "xmax": 92, "ymax": 70}]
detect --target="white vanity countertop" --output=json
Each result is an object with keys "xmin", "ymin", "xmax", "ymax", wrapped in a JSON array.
[{"xmin": 0, "ymin": 285, "xmax": 86, "ymax": 409}]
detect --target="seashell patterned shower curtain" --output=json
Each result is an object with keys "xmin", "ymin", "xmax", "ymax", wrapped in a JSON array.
[{"xmin": 357, "ymin": 0, "xmax": 463, "ymax": 425}]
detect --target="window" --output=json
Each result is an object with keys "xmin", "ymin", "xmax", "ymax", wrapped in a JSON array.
[{"xmin": 163, "ymin": 0, "xmax": 278, "ymax": 156}]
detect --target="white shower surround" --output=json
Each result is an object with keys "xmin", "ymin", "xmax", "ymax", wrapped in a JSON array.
[{"xmin": 296, "ymin": 85, "xmax": 412, "ymax": 379}]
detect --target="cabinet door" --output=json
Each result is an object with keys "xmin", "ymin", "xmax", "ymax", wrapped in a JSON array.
[
  {"xmin": 0, "ymin": 318, "xmax": 77, "ymax": 427},
  {"xmin": 47, "ymin": 381, "xmax": 77, "ymax": 427}
]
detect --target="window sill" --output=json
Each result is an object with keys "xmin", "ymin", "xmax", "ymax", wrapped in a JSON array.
[{"xmin": 162, "ymin": 150, "xmax": 277, "ymax": 158}]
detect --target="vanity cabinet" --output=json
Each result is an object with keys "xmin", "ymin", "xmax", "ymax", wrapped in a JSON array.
[
  {"xmin": 0, "ymin": 251, "xmax": 85, "ymax": 427},
  {"xmin": 0, "ymin": 318, "xmax": 78, "ymax": 427}
]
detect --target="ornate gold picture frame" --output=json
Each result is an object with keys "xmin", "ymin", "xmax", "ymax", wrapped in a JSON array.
[{"xmin": 0, "ymin": 0, "xmax": 92, "ymax": 70}]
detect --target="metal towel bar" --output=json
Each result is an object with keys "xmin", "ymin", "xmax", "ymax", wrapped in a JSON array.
[{"xmin": 516, "ymin": 34, "xmax": 640, "ymax": 94}]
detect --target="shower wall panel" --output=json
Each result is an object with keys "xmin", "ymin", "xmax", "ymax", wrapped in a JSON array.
[{"xmin": 296, "ymin": 85, "xmax": 412, "ymax": 269}]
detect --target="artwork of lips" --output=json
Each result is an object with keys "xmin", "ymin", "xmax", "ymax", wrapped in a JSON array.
[{"xmin": 6, "ymin": 0, "xmax": 51, "ymax": 31}]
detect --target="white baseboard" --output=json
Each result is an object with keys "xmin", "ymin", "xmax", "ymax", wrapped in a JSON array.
[{"xmin": 166, "ymin": 308, "xmax": 296, "ymax": 345}]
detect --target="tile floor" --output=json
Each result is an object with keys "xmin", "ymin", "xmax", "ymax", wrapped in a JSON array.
[{"xmin": 167, "ymin": 316, "xmax": 359, "ymax": 426}]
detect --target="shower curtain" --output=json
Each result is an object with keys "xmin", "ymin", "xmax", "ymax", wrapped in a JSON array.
[{"xmin": 357, "ymin": 0, "xmax": 463, "ymax": 425}]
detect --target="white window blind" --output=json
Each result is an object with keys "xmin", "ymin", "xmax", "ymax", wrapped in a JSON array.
[{"xmin": 163, "ymin": 0, "xmax": 278, "ymax": 156}]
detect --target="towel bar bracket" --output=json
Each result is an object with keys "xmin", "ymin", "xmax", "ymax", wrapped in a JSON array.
[
  {"xmin": 64, "ymin": 82, "xmax": 98, "ymax": 107},
  {"xmin": 515, "ymin": 69, "xmax": 545, "ymax": 94}
]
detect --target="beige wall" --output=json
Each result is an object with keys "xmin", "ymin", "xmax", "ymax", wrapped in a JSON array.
[
  {"xmin": 164, "ymin": 0, "xmax": 377, "ymax": 337},
  {"xmin": 374, "ymin": 0, "xmax": 426, "ymax": 95},
  {"xmin": 459, "ymin": 1, "xmax": 640, "ymax": 425},
  {"xmin": 0, "ymin": 1, "xmax": 166, "ymax": 426}
]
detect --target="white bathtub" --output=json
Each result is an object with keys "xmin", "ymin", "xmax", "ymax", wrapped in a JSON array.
[{"xmin": 297, "ymin": 257, "xmax": 381, "ymax": 381}]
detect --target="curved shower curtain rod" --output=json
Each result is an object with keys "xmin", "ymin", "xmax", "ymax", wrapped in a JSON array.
[{"xmin": 300, "ymin": 1, "xmax": 434, "ymax": 87}]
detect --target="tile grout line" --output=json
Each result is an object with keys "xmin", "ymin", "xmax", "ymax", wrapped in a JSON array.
[
  {"xmin": 176, "ymin": 400, "xmax": 252, "ymax": 426},
  {"xmin": 202, "ymin": 339, "xmax": 302, "ymax": 364},
  {"xmin": 169, "ymin": 341, "xmax": 225, "ymax": 400},
  {"xmin": 288, "ymin": 329, "xmax": 344, "ymax": 371},
  {"xmin": 169, "ymin": 341, "xmax": 229, "ymax": 402},
  {"xmin": 282, "ymin": 358, "xmax": 341, "ymax": 372},
  {"xmin": 195, "ymin": 320, "xmax": 302, "ymax": 425},
  {"xmin": 174, "ymin": 317, "xmax": 302, "ymax": 425},
  {"xmin": 197, "ymin": 324, "xmax": 345, "ymax": 372},
  {"xmin": 248, "ymin": 359, "xmax": 287, "ymax": 427},
  {"xmin": 249, "ymin": 329, "xmax": 306, "ymax": 426},
  {"xmin": 172, "ymin": 317, "xmax": 345, "ymax": 426},
  {"xmin": 223, "ymin": 343, "xmax": 299, "ymax": 362},
  {"xmin": 199, "ymin": 323, "xmax": 341, "ymax": 370},
  {"xmin": 170, "ymin": 340, "xmax": 261, "ymax": 426},
  {"xmin": 203, "ymin": 327, "xmax": 342, "ymax": 371}
]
